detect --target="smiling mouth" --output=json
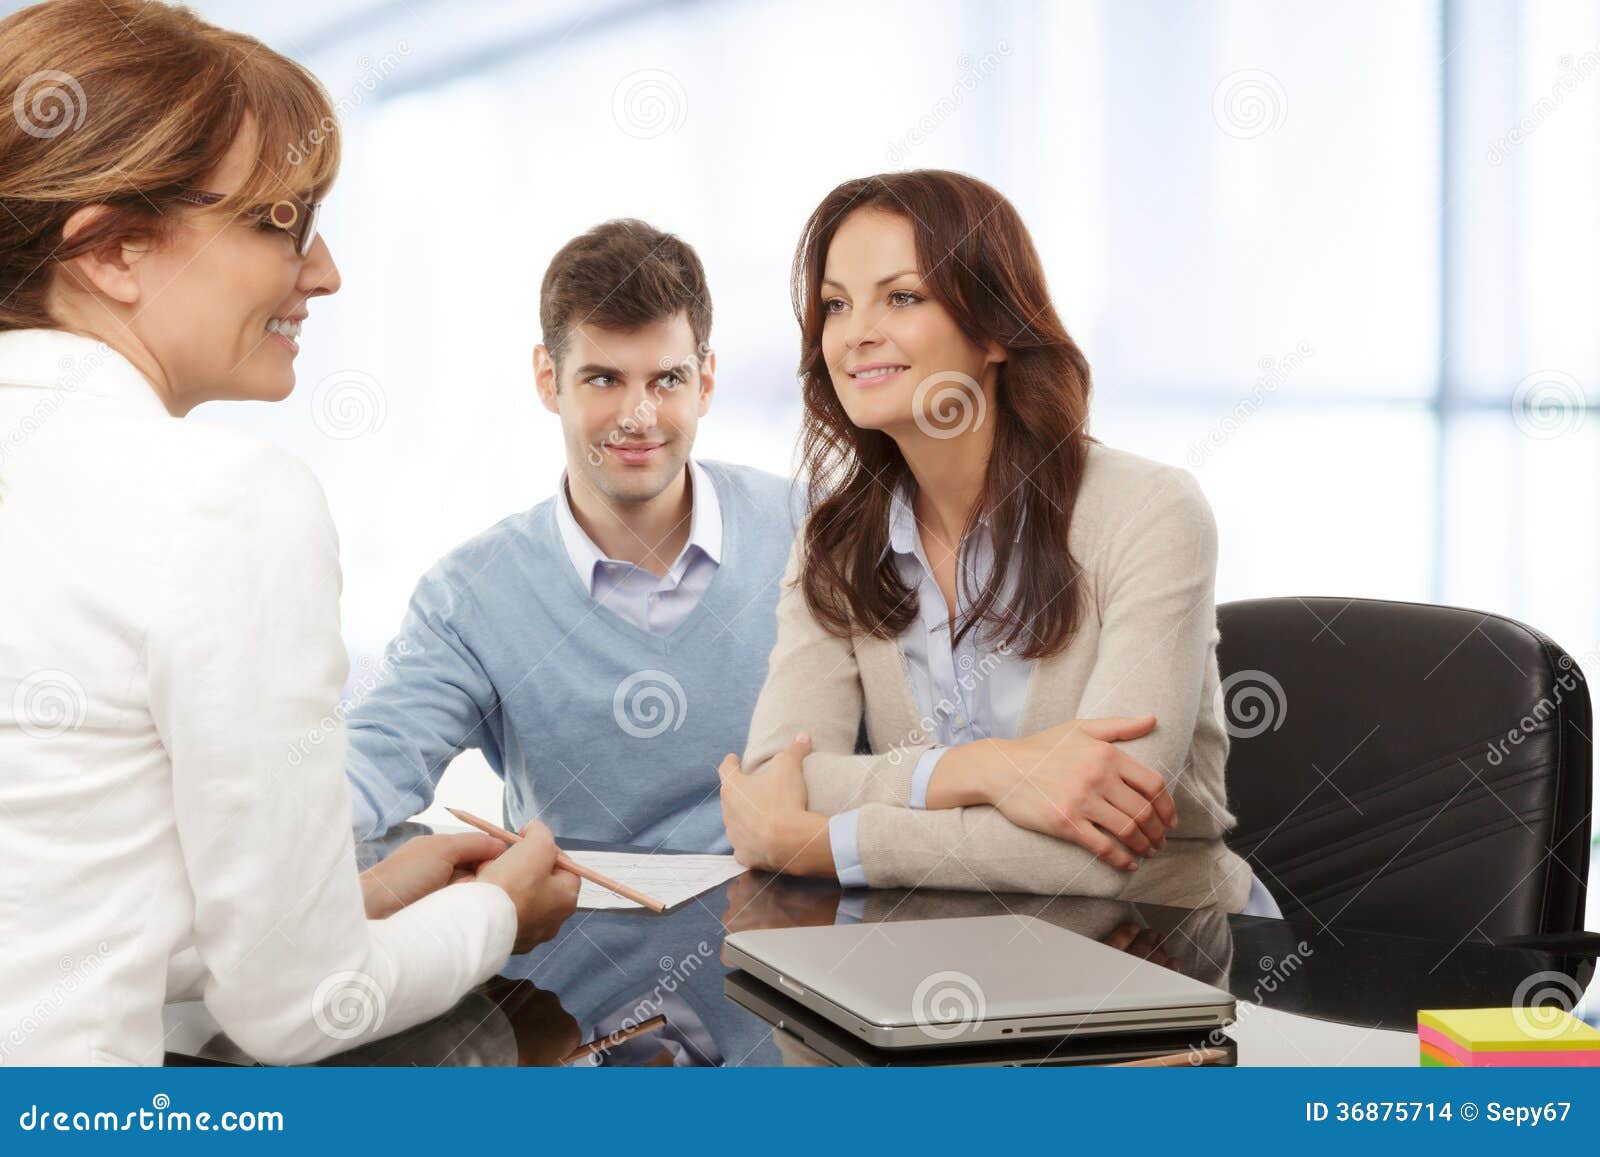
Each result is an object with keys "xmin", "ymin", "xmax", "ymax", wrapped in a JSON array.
[
  {"xmin": 266, "ymin": 316, "xmax": 303, "ymax": 352},
  {"xmin": 848, "ymin": 364, "xmax": 909, "ymax": 384},
  {"xmin": 604, "ymin": 441, "xmax": 664, "ymax": 462}
]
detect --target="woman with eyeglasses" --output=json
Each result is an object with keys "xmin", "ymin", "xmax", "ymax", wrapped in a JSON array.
[
  {"xmin": 0, "ymin": 0, "xmax": 578, "ymax": 1066},
  {"xmin": 718, "ymin": 169, "xmax": 1281, "ymax": 919}
]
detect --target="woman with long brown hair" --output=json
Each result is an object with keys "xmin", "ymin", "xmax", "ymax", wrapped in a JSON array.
[
  {"xmin": 0, "ymin": 0, "xmax": 576, "ymax": 1066},
  {"xmin": 719, "ymin": 169, "xmax": 1278, "ymax": 916}
]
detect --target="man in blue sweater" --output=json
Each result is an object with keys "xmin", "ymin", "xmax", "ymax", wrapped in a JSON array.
[{"xmin": 345, "ymin": 220, "xmax": 797, "ymax": 851}]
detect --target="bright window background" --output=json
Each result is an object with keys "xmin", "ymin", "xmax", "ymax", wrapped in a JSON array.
[{"xmin": 26, "ymin": 0, "xmax": 1597, "ymax": 917}]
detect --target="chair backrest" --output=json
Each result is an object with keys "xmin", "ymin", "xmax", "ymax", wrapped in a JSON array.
[{"xmin": 1217, "ymin": 596, "xmax": 1591, "ymax": 943}]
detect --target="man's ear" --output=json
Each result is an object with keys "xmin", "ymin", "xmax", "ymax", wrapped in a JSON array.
[
  {"xmin": 695, "ymin": 347, "xmax": 715, "ymax": 417},
  {"xmin": 533, "ymin": 344, "xmax": 560, "ymax": 414},
  {"xmin": 56, "ymin": 205, "xmax": 143, "ymax": 307}
]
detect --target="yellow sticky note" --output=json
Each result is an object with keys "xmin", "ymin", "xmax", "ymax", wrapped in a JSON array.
[{"xmin": 1418, "ymin": 1008, "xmax": 1600, "ymax": 1052}]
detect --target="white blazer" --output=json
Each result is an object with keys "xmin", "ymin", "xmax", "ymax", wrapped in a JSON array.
[{"xmin": 0, "ymin": 329, "xmax": 515, "ymax": 1066}]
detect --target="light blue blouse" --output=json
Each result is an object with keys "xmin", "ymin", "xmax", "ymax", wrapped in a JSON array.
[{"xmin": 826, "ymin": 485, "xmax": 1029, "ymax": 885}]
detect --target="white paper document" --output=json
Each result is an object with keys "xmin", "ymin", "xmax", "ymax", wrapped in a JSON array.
[{"xmin": 565, "ymin": 850, "xmax": 747, "ymax": 911}]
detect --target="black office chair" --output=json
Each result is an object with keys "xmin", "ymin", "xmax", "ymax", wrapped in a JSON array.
[{"xmin": 1217, "ymin": 596, "xmax": 1592, "ymax": 945}]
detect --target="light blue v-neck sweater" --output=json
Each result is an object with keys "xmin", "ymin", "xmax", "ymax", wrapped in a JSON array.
[{"xmin": 345, "ymin": 461, "xmax": 797, "ymax": 850}]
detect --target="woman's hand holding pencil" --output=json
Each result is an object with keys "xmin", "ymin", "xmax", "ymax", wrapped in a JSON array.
[
  {"xmin": 448, "ymin": 808, "xmax": 669, "ymax": 915},
  {"xmin": 472, "ymin": 818, "xmax": 583, "ymax": 954}
]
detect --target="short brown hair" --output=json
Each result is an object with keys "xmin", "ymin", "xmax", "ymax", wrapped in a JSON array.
[
  {"xmin": 539, "ymin": 219, "xmax": 712, "ymax": 369},
  {"xmin": 0, "ymin": 0, "xmax": 341, "ymax": 331}
]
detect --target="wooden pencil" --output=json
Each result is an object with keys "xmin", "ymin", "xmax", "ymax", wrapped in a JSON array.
[
  {"xmin": 1110, "ymin": 1045, "xmax": 1232, "ymax": 1067},
  {"xmin": 560, "ymin": 1013, "xmax": 670, "ymax": 1064},
  {"xmin": 444, "ymin": 807, "xmax": 667, "ymax": 914}
]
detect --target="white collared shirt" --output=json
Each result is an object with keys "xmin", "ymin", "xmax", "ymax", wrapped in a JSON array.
[
  {"xmin": 554, "ymin": 459, "xmax": 723, "ymax": 635},
  {"xmin": 0, "ymin": 328, "xmax": 515, "ymax": 1066}
]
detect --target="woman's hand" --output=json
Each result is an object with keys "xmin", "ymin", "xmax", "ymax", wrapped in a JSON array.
[
  {"xmin": 718, "ymin": 734, "xmax": 835, "ymax": 878},
  {"xmin": 359, "ymin": 831, "xmax": 509, "ymax": 919},
  {"xmin": 930, "ymin": 715, "xmax": 1178, "ymax": 872},
  {"xmin": 475, "ymin": 820, "xmax": 583, "ymax": 955}
]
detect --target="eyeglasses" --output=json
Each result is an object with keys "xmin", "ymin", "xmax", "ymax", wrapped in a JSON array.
[{"xmin": 171, "ymin": 188, "xmax": 322, "ymax": 258}]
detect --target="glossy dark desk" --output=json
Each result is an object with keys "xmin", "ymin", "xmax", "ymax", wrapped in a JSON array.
[{"xmin": 163, "ymin": 826, "xmax": 1597, "ymax": 1067}]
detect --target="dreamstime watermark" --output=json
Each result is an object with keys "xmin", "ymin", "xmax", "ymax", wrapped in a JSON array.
[
  {"xmin": 287, "ymin": 43, "xmax": 411, "ymax": 166},
  {"xmin": 887, "ymin": 642, "xmax": 1011, "ymax": 766},
  {"xmin": 612, "ymin": 69, "xmax": 687, "ymax": 140},
  {"xmin": 1487, "ymin": 43, "xmax": 1600, "ymax": 166},
  {"xmin": 1188, "ymin": 939, "xmax": 1315, "ymax": 1063},
  {"xmin": 912, "ymin": 369, "xmax": 986, "ymax": 440},
  {"xmin": 0, "ymin": 343, "xmax": 111, "ymax": 470},
  {"xmin": 311, "ymin": 969, "xmax": 387, "ymax": 1040},
  {"xmin": 584, "ymin": 395, "xmax": 663, "ymax": 464},
  {"xmin": 1510, "ymin": 969, "xmax": 1587, "ymax": 1040},
  {"xmin": 17, "ymin": 1094, "xmax": 283, "ymax": 1134},
  {"xmin": 1212, "ymin": 69, "xmax": 1287, "ymax": 140},
  {"xmin": 912, "ymin": 970, "xmax": 987, "ymax": 1040},
  {"xmin": 1188, "ymin": 341, "xmax": 1314, "ymax": 466},
  {"xmin": 1510, "ymin": 369, "xmax": 1589, "ymax": 440},
  {"xmin": 1213, "ymin": 669, "xmax": 1287, "ymax": 739},
  {"xmin": 582, "ymin": 343, "xmax": 710, "ymax": 467},
  {"xmin": 613, "ymin": 940, "xmax": 716, "ymax": 1032},
  {"xmin": 613, "ymin": 669, "xmax": 688, "ymax": 739},
  {"xmin": 1485, "ymin": 653, "xmax": 1585, "ymax": 767},
  {"xmin": 12, "ymin": 70, "xmax": 87, "ymax": 139},
  {"xmin": 285, "ymin": 639, "xmax": 415, "ymax": 767},
  {"xmin": 0, "ymin": 941, "xmax": 111, "ymax": 1062},
  {"xmin": 310, "ymin": 369, "xmax": 387, "ymax": 440},
  {"xmin": 655, "ymin": 344, "xmax": 712, "ymax": 389},
  {"xmin": 887, "ymin": 42, "xmax": 1012, "ymax": 164},
  {"xmin": 11, "ymin": 668, "xmax": 88, "ymax": 740}
]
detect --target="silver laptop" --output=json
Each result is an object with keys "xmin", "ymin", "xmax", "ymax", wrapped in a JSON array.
[
  {"xmin": 722, "ymin": 913, "xmax": 1235, "ymax": 1049},
  {"xmin": 725, "ymin": 970, "xmax": 1237, "ymax": 1067}
]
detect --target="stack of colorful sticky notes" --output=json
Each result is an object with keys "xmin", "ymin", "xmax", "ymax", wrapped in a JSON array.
[{"xmin": 1417, "ymin": 1008, "xmax": 1600, "ymax": 1066}]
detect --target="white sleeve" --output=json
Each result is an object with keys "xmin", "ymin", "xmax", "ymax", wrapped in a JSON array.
[
  {"xmin": 147, "ymin": 444, "xmax": 515, "ymax": 1065},
  {"xmin": 165, "ymin": 947, "xmax": 206, "ymax": 1004}
]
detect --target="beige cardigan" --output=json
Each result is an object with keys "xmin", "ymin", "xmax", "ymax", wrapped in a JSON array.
[{"xmin": 743, "ymin": 442, "xmax": 1254, "ymax": 912}]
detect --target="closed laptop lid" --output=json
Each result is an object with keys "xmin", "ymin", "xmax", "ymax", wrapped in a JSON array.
[
  {"xmin": 724, "ymin": 968, "xmax": 1236, "ymax": 1067},
  {"xmin": 724, "ymin": 913, "xmax": 1232, "ymax": 1028}
]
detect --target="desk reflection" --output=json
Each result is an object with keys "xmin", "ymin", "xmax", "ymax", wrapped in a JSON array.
[{"xmin": 162, "ymin": 830, "xmax": 1594, "ymax": 1067}]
